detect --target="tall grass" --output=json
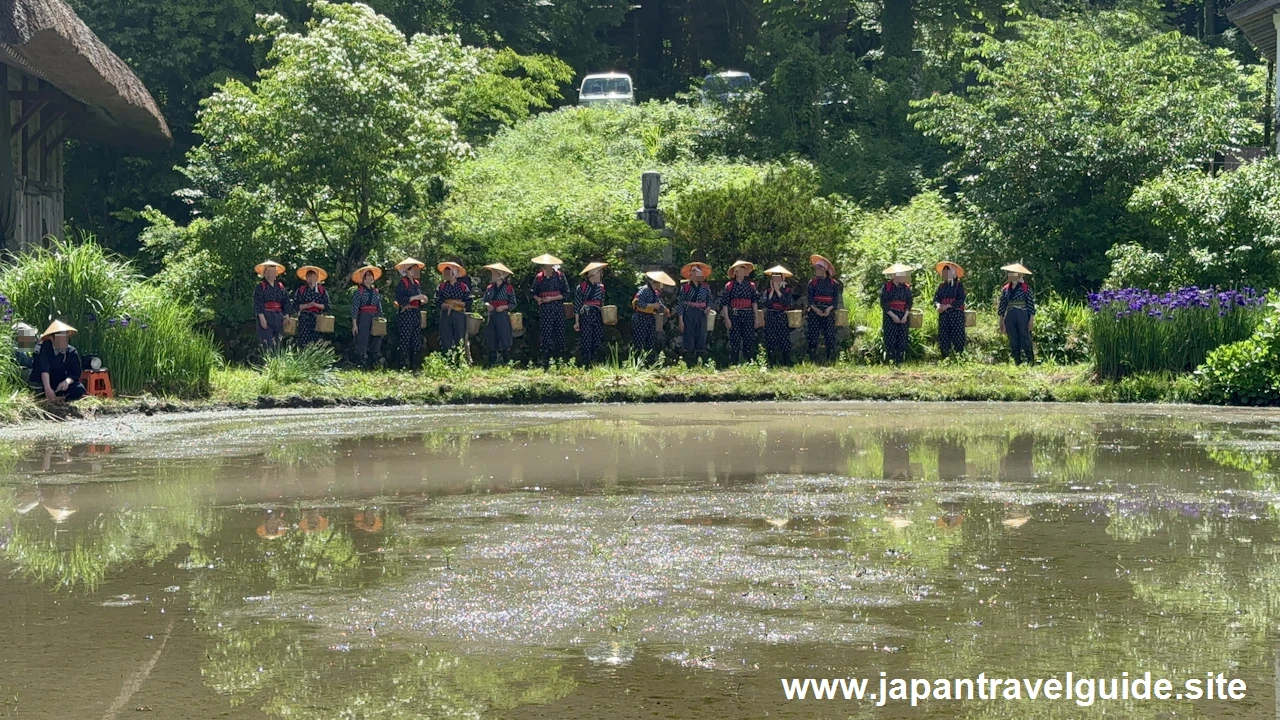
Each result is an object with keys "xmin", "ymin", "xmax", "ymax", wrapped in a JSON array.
[
  {"xmin": 0, "ymin": 236, "xmax": 221, "ymax": 396},
  {"xmin": 260, "ymin": 344, "xmax": 338, "ymax": 387},
  {"xmin": 1089, "ymin": 287, "xmax": 1268, "ymax": 379}
]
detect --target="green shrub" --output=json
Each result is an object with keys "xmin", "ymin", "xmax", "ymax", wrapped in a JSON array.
[
  {"xmin": 0, "ymin": 238, "xmax": 221, "ymax": 397},
  {"xmin": 1034, "ymin": 296, "xmax": 1092, "ymax": 365},
  {"xmin": 839, "ymin": 190, "xmax": 967, "ymax": 304},
  {"xmin": 1195, "ymin": 299, "xmax": 1280, "ymax": 405}
]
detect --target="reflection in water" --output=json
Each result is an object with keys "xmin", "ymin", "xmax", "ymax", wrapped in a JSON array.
[{"xmin": 0, "ymin": 404, "xmax": 1277, "ymax": 718}]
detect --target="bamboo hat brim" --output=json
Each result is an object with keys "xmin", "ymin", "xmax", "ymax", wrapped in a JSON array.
[
  {"xmin": 296, "ymin": 266, "xmax": 328, "ymax": 282},
  {"xmin": 1001, "ymin": 263, "xmax": 1033, "ymax": 275},
  {"xmin": 483, "ymin": 263, "xmax": 514, "ymax": 276},
  {"xmin": 764, "ymin": 265, "xmax": 793, "ymax": 277},
  {"xmin": 40, "ymin": 320, "xmax": 77, "ymax": 339},
  {"xmin": 351, "ymin": 266, "xmax": 383, "ymax": 284},
  {"xmin": 645, "ymin": 270, "xmax": 676, "ymax": 287},
  {"xmin": 934, "ymin": 261, "xmax": 965, "ymax": 279},
  {"xmin": 580, "ymin": 261, "xmax": 609, "ymax": 276},
  {"xmin": 810, "ymin": 255, "xmax": 835, "ymax": 274},
  {"xmin": 681, "ymin": 262, "xmax": 711, "ymax": 279},
  {"xmin": 437, "ymin": 261, "xmax": 467, "ymax": 277},
  {"xmin": 396, "ymin": 257, "xmax": 426, "ymax": 270},
  {"xmin": 255, "ymin": 260, "xmax": 285, "ymax": 276},
  {"xmin": 882, "ymin": 263, "xmax": 915, "ymax": 275}
]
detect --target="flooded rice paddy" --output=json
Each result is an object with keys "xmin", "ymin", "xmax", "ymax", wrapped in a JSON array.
[{"xmin": 2, "ymin": 402, "xmax": 1280, "ymax": 718}]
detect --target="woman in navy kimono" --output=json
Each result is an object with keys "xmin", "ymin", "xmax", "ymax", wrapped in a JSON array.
[
  {"xmin": 759, "ymin": 265, "xmax": 794, "ymax": 367},
  {"xmin": 530, "ymin": 254, "xmax": 570, "ymax": 369},
  {"xmin": 435, "ymin": 261, "xmax": 471, "ymax": 355},
  {"xmin": 998, "ymin": 263, "xmax": 1037, "ymax": 365},
  {"xmin": 721, "ymin": 260, "xmax": 759, "ymax": 365},
  {"xmin": 574, "ymin": 261, "xmax": 608, "ymax": 367},
  {"xmin": 293, "ymin": 265, "xmax": 331, "ymax": 348},
  {"xmin": 482, "ymin": 262, "xmax": 517, "ymax": 366},
  {"xmin": 631, "ymin": 270, "xmax": 674, "ymax": 363},
  {"xmin": 394, "ymin": 258, "xmax": 429, "ymax": 370},
  {"xmin": 350, "ymin": 265, "xmax": 384, "ymax": 368},
  {"xmin": 880, "ymin": 263, "xmax": 915, "ymax": 365},
  {"xmin": 253, "ymin": 260, "xmax": 291, "ymax": 352},
  {"xmin": 806, "ymin": 254, "xmax": 842, "ymax": 364},
  {"xmin": 933, "ymin": 261, "xmax": 967, "ymax": 359},
  {"xmin": 676, "ymin": 261, "xmax": 713, "ymax": 367}
]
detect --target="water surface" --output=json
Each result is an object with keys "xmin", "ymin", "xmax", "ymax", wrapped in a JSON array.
[{"xmin": 1, "ymin": 403, "xmax": 1279, "ymax": 718}]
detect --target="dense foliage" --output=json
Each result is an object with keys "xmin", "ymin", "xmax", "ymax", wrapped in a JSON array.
[
  {"xmin": 1196, "ymin": 298, "xmax": 1280, "ymax": 406},
  {"xmin": 0, "ymin": 239, "xmax": 220, "ymax": 396}
]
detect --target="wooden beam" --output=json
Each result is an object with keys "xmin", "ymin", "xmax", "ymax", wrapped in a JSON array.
[
  {"xmin": 24, "ymin": 109, "xmax": 66, "ymax": 153},
  {"xmin": 10, "ymin": 98, "xmax": 47, "ymax": 136},
  {"xmin": 7, "ymin": 89, "xmax": 65, "ymax": 104},
  {"xmin": 43, "ymin": 114, "xmax": 80, "ymax": 158}
]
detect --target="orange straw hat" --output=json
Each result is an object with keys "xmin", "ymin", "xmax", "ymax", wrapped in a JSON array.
[
  {"xmin": 351, "ymin": 265, "xmax": 383, "ymax": 284},
  {"xmin": 437, "ymin": 261, "xmax": 467, "ymax": 277},
  {"xmin": 681, "ymin": 261, "xmax": 712, "ymax": 279},
  {"xmin": 255, "ymin": 260, "xmax": 286, "ymax": 276},
  {"xmin": 296, "ymin": 265, "xmax": 328, "ymax": 282},
  {"xmin": 810, "ymin": 254, "xmax": 835, "ymax": 275},
  {"xmin": 934, "ymin": 261, "xmax": 965, "ymax": 279}
]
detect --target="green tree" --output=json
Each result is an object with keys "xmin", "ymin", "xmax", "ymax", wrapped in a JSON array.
[{"xmin": 912, "ymin": 12, "xmax": 1261, "ymax": 291}]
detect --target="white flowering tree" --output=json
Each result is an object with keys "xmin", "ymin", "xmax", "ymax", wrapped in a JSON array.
[{"xmin": 179, "ymin": 0, "xmax": 570, "ymax": 278}]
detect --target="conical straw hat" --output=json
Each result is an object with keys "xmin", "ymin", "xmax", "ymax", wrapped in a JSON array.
[
  {"xmin": 681, "ymin": 262, "xmax": 711, "ymax": 279},
  {"xmin": 882, "ymin": 262, "xmax": 915, "ymax": 275},
  {"xmin": 395, "ymin": 257, "xmax": 426, "ymax": 270},
  {"xmin": 437, "ymin": 261, "xmax": 467, "ymax": 277},
  {"xmin": 764, "ymin": 265, "xmax": 793, "ymax": 277},
  {"xmin": 644, "ymin": 270, "xmax": 676, "ymax": 287},
  {"xmin": 531, "ymin": 254, "xmax": 563, "ymax": 266},
  {"xmin": 934, "ymin": 261, "xmax": 965, "ymax": 279},
  {"xmin": 483, "ymin": 262, "xmax": 514, "ymax": 276},
  {"xmin": 728, "ymin": 260, "xmax": 755, "ymax": 274},
  {"xmin": 351, "ymin": 265, "xmax": 382, "ymax": 284},
  {"xmin": 40, "ymin": 320, "xmax": 77, "ymax": 339},
  {"xmin": 1001, "ymin": 263, "xmax": 1033, "ymax": 275},
  {"xmin": 255, "ymin": 260, "xmax": 285, "ymax": 276},
  {"xmin": 580, "ymin": 261, "xmax": 609, "ymax": 276},
  {"xmin": 810, "ymin": 254, "xmax": 836, "ymax": 274},
  {"xmin": 296, "ymin": 265, "xmax": 328, "ymax": 282}
]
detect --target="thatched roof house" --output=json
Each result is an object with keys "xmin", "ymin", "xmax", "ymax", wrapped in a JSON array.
[{"xmin": 1, "ymin": 0, "xmax": 171, "ymax": 250}]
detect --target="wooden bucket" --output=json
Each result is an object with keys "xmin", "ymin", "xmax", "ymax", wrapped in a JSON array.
[
  {"xmin": 372, "ymin": 317, "xmax": 388, "ymax": 337},
  {"xmin": 316, "ymin": 314, "xmax": 335, "ymax": 333},
  {"xmin": 563, "ymin": 302, "xmax": 575, "ymax": 320},
  {"xmin": 602, "ymin": 305, "xmax": 618, "ymax": 325},
  {"xmin": 964, "ymin": 309, "xmax": 977, "ymax": 328},
  {"xmin": 835, "ymin": 309, "xmax": 849, "ymax": 328},
  {"xmin": 754, "ymin": 309, "xmax": 764, "ymax": 329},
  {"xmin": 282, "ymin": 316, "xmax": 297, "ymax": 336},
  {"xmin": 466, "ymin": 313, "xmax": 483, "ymax": 336},
  {"xmin": 786, "ymin": 309, "xmax": 803, "ymax": 329},
  {"xmin": 907, "ymin": 309, "xmax": 923, "ymax": 329},
  {"xmin": 419, "ymin": 310, "xmax": 428, "ymax": 329},
  {"xmin": 510, "ymin": 312, "xmax": 524, "ymax": 333}
]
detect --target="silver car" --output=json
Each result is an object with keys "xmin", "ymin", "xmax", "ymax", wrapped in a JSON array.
[{"xmin": 578, "ymin": 73, "xmax": 635, "ymax": 105}]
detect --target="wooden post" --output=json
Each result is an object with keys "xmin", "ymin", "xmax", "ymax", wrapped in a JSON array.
[{"xmin": 0, "ymin": 64, "xmax": 13, "ymax": 252}]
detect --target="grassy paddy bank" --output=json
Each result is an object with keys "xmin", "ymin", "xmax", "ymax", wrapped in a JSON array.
[{"xmin": 0, "ymin": 362, "xmax": 1202, "ymax": 425}]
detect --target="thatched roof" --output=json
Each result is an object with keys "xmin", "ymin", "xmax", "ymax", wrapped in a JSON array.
[
  {"xmin": 0, "ymin": 0, "xmax": 171, "ymax": 150},
  {"xmin": 1225, "ymin": 0, "xmax": 1280, "ymax": 62}
]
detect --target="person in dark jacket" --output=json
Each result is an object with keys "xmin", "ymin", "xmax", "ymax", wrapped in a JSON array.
[
  {"xmin": 574, "ymin": 261, "xmax": 608, "ymax": 367},
  {"xmin": 253, "ymin": 260, "xmax": 291, "ymax": 352},
  {"xmin": 394, "ymin": 258, "xmax": 429, "ymax": 370},
  {"xmin": 998, "ymin": 263, "xmax": 1037, "ymax": 365},
  {"xmin": 530, "ymin": 254, "xmax": 571, "ymax": 369},
  {"xmin": 933, "ymin": 261, "xmax": 967, "ymax": 359},
  {"xmin": 36, "ymin": 320, "xmax": 85, "ymax": 402},
  {"xmin": 482, "ymin": 262, "xmax": 517, "ymax": 366},
  {"xmin": 721, "ymin": 260, "xmax": 759, "ymax": 365},
  {"xmin": 806, "ymin": 254, "xmax": 843, "ymax": 364},
  {"xmin": 293, "ymin": 266, "xmax": 331, "ymax": 348},
  {"xmin": 759, "ymin": 265, "xmax": 795, "ymax": 367},
  {"xmin": 12, "ymin": 322, "xmax": 39, "ymax": 390},
  {"xmin": 676, "ymin": 261, "xmax": 713, "ymax": 367},
  {"xmin": 350, "ymin": 266, "xmax": 384, "ymax": 368},
  {"xmin": 880, "ymin": 263, "xmax": 915, "ymax": 365},
  {"xmin": 435, "ymin": 261, "xmax": 471, "ymax": 355},
  {"xmin": 631, "ymin": 270, "xmax": 674, "ymax": 363}
]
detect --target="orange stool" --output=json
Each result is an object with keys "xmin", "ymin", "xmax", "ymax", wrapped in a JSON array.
[{"xmin": 80, "ymin": 370, "xmax": 115, "ymax": 399}]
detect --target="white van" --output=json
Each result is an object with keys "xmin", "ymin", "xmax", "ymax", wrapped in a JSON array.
[{"xmin": 578, "ymin": 73, "xmax": 635, "ymax": 105}]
